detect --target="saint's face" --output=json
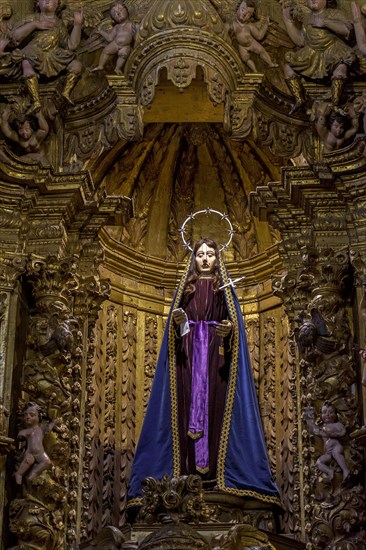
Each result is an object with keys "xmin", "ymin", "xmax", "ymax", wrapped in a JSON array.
[
  {"xmin": 308, "ymin": 0, "xmax": 326, "ymax": 12},
  {"xmin": 195, "ymin": 244, "xmax": 217, "ymax": 274},
  {"xmin": 37, "ymin": 0, "xmax": 59, "ymax": 14}
]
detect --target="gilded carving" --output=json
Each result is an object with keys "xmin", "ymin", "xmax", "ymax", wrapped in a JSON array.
[
  {"xmin": 166, "ymin": 125, "xmax": 196, "ymax": 261},
  {"xmin": 136, "ymin": 474, "xmax": 215, "ymax": 525},
  {"xmin": 10, "ymin": 0, "xmax": 84, "ymax": 110},
  {"xmin": 143, "ymin": 315, "xmax": 158, "ymax": 411},
  {"xmin": 90, "ymin": 3, "xmax": 135, "ymax": 75},
  {"xmin": 262, "ymin": 315, "xmax": 276, "ymax": 473},
  {"xmin": 0, "ymin": 101, "xmax": 51, "ymax": 165},
  {"xmin": 212, "ymin": 524, "xmax": 274, "ymax": 550},
  {"xmin": 245, "ymin": 316, "xmax": 260, "ymax": 391},
  {"xmin": 8, "ymin": 254, "xmax": 93, "ymax": 548},
  {"xmin": 277, "ymin": 311, "xmax": 297, "ymax": 535},
  {"xmin": 136, "ymin": 0, "xmax": 228, "ymax": 43},
  {"xmin": 228, "ymin": 1, "xmax": 278, "ymax": 72},
  {"xmin": 311, "ymin": 100, "xmax": 360, "ymax": 155},
  {"xmin": 281, "ymin": 0, "xmax": 355, "ymax": 114}
]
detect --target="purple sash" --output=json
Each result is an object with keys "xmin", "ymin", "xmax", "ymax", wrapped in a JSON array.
[{"xmin": 187, "ymin": 320, "xmax": 218, "ymax": 473}]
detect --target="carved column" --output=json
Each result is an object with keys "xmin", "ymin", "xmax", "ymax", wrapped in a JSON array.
[
  {"xmin": 276, "ymin": 247, "xmax": 365, "ymax": 549},
  {"xmin": 6, "ymin": 253, "xmax": 107, "ymax": 549},
  {"xmin": 0, "ymin": 254, "xmax": 27, "ymax": 542}
]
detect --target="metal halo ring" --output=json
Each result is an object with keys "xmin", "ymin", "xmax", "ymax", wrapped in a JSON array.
[{"xmin": 180, "ymin": 208, "xmax": 234, "ymax": 252}]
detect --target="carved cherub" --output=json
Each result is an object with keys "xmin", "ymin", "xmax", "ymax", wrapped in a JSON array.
[
  {"xmin": 90, "ymin": 2, "xmax": 134, "ymax": 75},
  {"xmin": 305, "ymin": 401, "xmax": 350, "ymax": 481},
  {"xmin": 11, "ymin": 0, "xmax": 84, "ymax": 110},
  {"xmin": 15, "ymin": 402, "xmax": 58, "ymax": 485},
  {"xmin": 281, "ymin": 0, "xmax": 356, "ymax": 114},
  {"xmin": 228, "ymin": 0, "xmax": 278, "ymax": 72},
  {"xmin": 311, "ymin": 101, "xmax": 359, "ymax": 153},
  {"xmin": 0, "ymin": 103, "xmax": 49, "ymax": 164}
]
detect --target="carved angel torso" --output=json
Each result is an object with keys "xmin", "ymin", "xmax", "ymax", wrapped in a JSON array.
[
  {"xmin": 285, "ymin": 10, "xmax": 355, "ymax": 80},
  {"xmin": 18, "ymin": 16, "xmax": 75, "ymax": 78}
]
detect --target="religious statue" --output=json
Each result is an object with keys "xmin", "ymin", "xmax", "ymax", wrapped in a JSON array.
[
  {"xmin": 15, "ymin": 401, "xmax": 57, "ymax": 485},
  {"xmin": 90, "ymin": 2, "xmax": 135, "ymax": 75},
  {"xmin": 305, "ymin": 401, "xmax": 350, "ymax": 482},
  {"xmin": 311, "ymin": 100, "xmax": 359, "ymax": 153},
  {"xmin": 0, "ymin": 103, "xmax": 50, "ymax": 164},
  {"xmin": 128, "ymin": 214, "xmax": 281, "ymax": 508},
  {"xmin": 281, "ymin": 0, "xmax": 355, "ymax": 114},
  {"xmin": 11, "ymin": 0, "xmax": 84, "ymax": 110},
  {"xmin": 229, "ymin": 0, "xmax": 278, "ymax": 72}
]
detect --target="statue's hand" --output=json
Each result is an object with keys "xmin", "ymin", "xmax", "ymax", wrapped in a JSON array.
[
  {"xmin": 172, "ymin": 308, "xmax": 188, "ymax": 325},
  {"xmin": 74, "ymin": 8, "xmax": 84, "ymax": 26},
  {"xmin": 36, "ymin": 19, "xmax": 56, "ymax": 30},
  {"xmin": 216, "ymin": 320, "xmax": 232, "ymax": 338}
]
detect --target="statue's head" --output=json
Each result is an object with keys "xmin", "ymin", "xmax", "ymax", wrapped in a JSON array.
[
  {"xmin": 321, "ymin": 400, "xmax": 337, "ymax": 423},
  {"xmin": 111, "ymin": 2, "xmax": 129, "ymax": 23},
  {"xmin": 23, "ymin": 402, "xmax": 43, "ymax": 426},
  {"xmin": 193, "ymin": 238, "xmax": 218, "ymax": 275},
  {"xmin": 236, "ymin": 1, "xmax": 255, "ymax": 21}
]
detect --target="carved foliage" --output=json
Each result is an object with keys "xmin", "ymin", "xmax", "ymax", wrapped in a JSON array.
[{"xmin": 144, "ymin": 315, "xmax": 158, "ymax": 411}]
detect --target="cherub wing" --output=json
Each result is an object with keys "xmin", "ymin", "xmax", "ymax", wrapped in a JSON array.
[
  {"xmin": 61, "ymin": 3, "xmax": 104, "ymax": 28},
  {"xmin": 208, "ymin": 0, "xmax": 237, "ymax": 23},
  {"xmin": 76, "ymin": 16, "xmax": 114, "ymax": 55}
]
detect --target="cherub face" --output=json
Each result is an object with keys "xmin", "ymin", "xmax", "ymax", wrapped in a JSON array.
[
  {"xmin": 330, "ymin": 119, "xmax": 345, "ymax": 138},
  {"xmin": 17, "ymin": 121, "xmax": 33, "ymax": 140},
  {"xmin": 321, "ymin": 405, "xmax": 336, "ymax": 424},
  {"xmin": 24, "ymin": 406, "xmax": 40, "ymax": 427},
  {"xmin": 111, "ymin": 3, "xmax": 128, "ymax": 23},
  {"xmin": 195, "ymin": 244, "xmax": 217, "ymax": 274},
  {"xmin": 237, "ymin": 2, "xmax": 254, "ymax": 22}
]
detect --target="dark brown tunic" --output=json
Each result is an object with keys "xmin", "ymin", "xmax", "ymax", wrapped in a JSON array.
[{"xmin": 175, "ymin": 278, "xmax": 230, "ymax": 479}]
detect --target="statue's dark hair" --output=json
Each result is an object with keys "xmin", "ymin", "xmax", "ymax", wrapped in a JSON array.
[{"xmin": 184, "ymin": 238, "xmax": 221, "ymax": 296}]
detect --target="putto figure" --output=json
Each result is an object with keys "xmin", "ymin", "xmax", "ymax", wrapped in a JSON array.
[
  {"xmin": 0, "ymin": 104, "xmax": 50, "ymax": 164},
  {"xmin": 15, "ymin": 402, "xmax": 56, "ymax": 484},
  {"xmin": 11, "ymin": 0, "xmax": 84, "ymax": 110},
  {"xmin": 281, "ymin": 0, "xmax": 355, "ymax": 113},
  {"xmin": 311, "ymin": 101, "xmax": 359, "ymax": 153},
  {"xmin": 230, "ymin": 0, "xmax": 278, "ymax": 72},
  {"xmin": 91, "ymin": 2, "xmax": 134, "ymax": 75},
  {"xmin": 305, "ymin": 401, "xmax": 350, "ymax": 481},
  {"xmin": 129, "ymin": 234, "xmax": 281, "ymax": 507}
]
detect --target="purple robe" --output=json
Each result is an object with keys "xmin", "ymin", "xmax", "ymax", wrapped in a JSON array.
[{"xmin": 176, "ymin": 278, "xmax": 229, "ymax": 478}]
